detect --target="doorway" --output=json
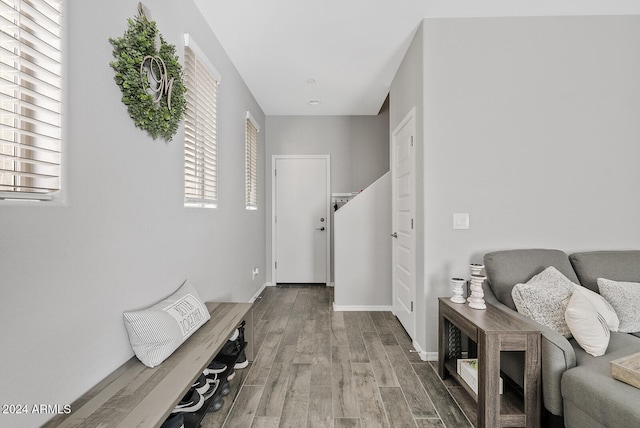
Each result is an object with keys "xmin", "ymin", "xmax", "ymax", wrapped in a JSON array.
[
  {"xmin": 391, "ymin": 109, "xmax": 416, "ymax": 339},
  {"xmin": 272, "ymin": 155, "xmax": 330, "ymax": 285}
]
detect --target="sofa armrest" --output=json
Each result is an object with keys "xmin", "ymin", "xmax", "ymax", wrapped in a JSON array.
[{"xmin": 484, "ymin": 285, "xmax": 576, "ymax": 416}]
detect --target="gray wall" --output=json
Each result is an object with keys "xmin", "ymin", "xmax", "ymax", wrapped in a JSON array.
[
  {"xmin": 391, "ymin": 15, "xmax": 640, "ymax": 355},
  {"xmin": 0, "ymin": 1, "xmax": 265, "ymax": 426},
  {"xmin": 265, "ymin": 111, "xmax": 390, "ymax": 283},
  {"xmin": 389, "ymin": 22, "xmax": 426, "ymax": 353}
]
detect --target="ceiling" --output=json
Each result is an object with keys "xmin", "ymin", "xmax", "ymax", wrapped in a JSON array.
[{"xmin": 193, "ymin": 0, "xmax": 640, "ymax": 116}]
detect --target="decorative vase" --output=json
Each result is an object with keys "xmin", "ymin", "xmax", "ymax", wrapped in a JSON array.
[
  {"xmin": 468, "ymin": 273, "xmax": 487, "ymax": 310},
  {"xmin": 450, "ymin": 277, "xmax": 467, "ymax": 304},
  {"xmin": 467, "ymin": 263, "xmax": 485, "ymax": 302}
]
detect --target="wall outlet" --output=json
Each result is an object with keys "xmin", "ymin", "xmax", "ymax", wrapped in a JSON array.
[{"xmin": 252, "ymin": 267, "xmax": 260, "ymax": 280}]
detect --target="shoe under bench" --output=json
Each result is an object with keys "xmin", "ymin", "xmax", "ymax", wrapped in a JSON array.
[{"xmin": 42, "ymin": 301, "xmax": 253, "ymax": 428}]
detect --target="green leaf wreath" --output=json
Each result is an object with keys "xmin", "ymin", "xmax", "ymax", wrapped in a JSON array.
[{"xmin": 109, "ymin": 13, "xmax": 186, "ymax": 140}]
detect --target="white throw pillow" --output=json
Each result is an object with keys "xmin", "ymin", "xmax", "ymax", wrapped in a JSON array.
[
  {"xmin": 571, "ymin": 285, "xmax": 619, "ymax": 332},
  {"xmin": 597, "ymin": 278, "xmax": 640, "ymax": 333},
  {"xmin": 565, "ymin": 290, "xmax": 610, "ymax": 356},
  {"xmin": 511, "ymin": 266, "xmax": 576, "ymax": 338},
  {"xmin": 123, "ymin": 280, "xmax": 210, "ymax": 367}
]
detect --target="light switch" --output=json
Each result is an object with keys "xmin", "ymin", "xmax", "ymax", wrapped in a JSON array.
[{"xmin": 453, "ymin": 213, "xmax": 470, "ymax": 230}]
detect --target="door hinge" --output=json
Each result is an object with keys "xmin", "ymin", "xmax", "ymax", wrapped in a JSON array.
[
  {"xmin": 411, "ymin": 136, "xmax": 414, "ymax": 147},
  {"xmin": 275, "ymin": 261, "xmax": 277, "ymax": 269},
  {"xmin": 411, "ymin": 301, "xmax": 414, "ymax": 312},
  {"xmin": 411, "ymin": 218, "xmax": 414, "ymax": 229},
  {"xmin": 274, "ymin": 169, "xmax": 277, "ymax": 177}
]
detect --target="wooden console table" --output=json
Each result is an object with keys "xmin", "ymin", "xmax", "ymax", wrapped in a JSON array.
[{"xmin": 438, "ymin": 298, "xmax": 541, "ymax": 428}]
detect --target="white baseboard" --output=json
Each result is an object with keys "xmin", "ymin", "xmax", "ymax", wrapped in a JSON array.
[
  {"xmin": 332, "ymin": 303, "xmax": 392, "ymax": 312},
  {"xmin": 329, "ymin": 282, "xmax": 335, "ymax": 287},
  {"xmin": 249, "ymin": 282, "xmax": 269, "ymax": 303},
  {"xmin": 411, "ymin": 340, "xmax": 437, "ymax": 361}
]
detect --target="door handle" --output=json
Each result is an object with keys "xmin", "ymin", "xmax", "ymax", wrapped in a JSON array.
[
  {"xmin": 316, "ymin": 227, "xmax": 325, "ymax": 231},
  {"xmin": 391, "ymin": 232, "xmax": 398, "ymax": 238}
]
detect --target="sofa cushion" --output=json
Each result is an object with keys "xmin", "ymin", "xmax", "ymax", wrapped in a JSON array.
[
  {"xmin": 123, "ymin": 280, "xmax": 210, "ymax": 367},
  {"xmin": 572, "ymin": 285, "xmax": 620, "ymax": 332},
  {"xmin": 597, "ymin": 278, "xmax": 640, "ymax": 333},
  {"xmin": 565, "ymin": 290, "xmax": 610, "ymax": 356},
  {"xmin": 511, "ymin": 266, "xmax": 575, "ymax": 337},
  {"xmin": 561, "ymin": 333, "xmax": 640, "ymax": 428},
  {"xmin": 569, "ymin": 250, "xmax": 640, "ymax": 293},
  {"xmin": 484, "ymin": 249, "xmax": 579, "ymax": 310}
]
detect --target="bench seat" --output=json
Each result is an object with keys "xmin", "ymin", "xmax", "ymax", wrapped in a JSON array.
[{"xmin": 43, "ymin": 302, "xmax": 253, "ymax": 428}]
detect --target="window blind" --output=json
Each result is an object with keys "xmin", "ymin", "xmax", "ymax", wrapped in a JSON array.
[
  {"xmin": 245, "ymin": 111, "xmax": 258, "ymax": 210},
  {"xmin": 183, "ymin": 42, "xmax": 218, "ymax": 207},
  {"xmin": 0, "ymin": 0, "xmax": 63, "ymax": 200}
]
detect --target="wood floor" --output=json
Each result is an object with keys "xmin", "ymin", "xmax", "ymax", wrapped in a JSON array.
[{"xmin": 202, "ymin": 285, "xmax": 476, "ymax": 428}]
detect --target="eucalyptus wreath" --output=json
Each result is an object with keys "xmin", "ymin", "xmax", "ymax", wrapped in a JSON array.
[{"xmin": 109, "ymin": 14, "xmax": 186, "ymax": 141}]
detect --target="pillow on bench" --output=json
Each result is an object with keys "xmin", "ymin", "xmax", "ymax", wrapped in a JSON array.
[{"xmin": 123, "ymin": 280, "xmax": 210, "ymax": 367}]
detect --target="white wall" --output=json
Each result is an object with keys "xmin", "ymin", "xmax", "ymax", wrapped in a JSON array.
[
  {"xmin": 391, "ymin": 15, "xmax": 640, "ymax": 355},
  {"xmin": 0, "ymin": 1, "xmax": 265, "ymax": 426},
  {"xmin": 265, "ymin": 111, "xmax": 390, "ymax": 283},
  {"xmin": 334, "ymin": 172, "xmax": 392, "ymax": 308}
]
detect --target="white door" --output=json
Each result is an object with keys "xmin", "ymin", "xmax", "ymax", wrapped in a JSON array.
[
  {"xmin": 391, "ymin": 109, "xmax": 416, "ymax": 338},
  {"xmin": 273, "ymin": 155, "xmax": 330, "ymax": 284}
]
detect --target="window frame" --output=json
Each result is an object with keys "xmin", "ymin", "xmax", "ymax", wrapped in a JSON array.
[
  {"xmin": 0, "ymin": 0, "xmax": 65, "ymax": 203},
  {"xmin": 245, "ymin": 111, "xmax": 259, "ymax": 210},
  {"xmin": 183, "ymin": 34, "xmax": 222, "ymax": 209}
]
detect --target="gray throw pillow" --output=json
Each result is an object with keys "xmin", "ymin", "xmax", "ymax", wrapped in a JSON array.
[
  {"xmin": 597, "ymin": 278, "xmax": 640, "ymax": 333},
  {"xmin": 511, "ymin": 266, "xmax": 576, "ymax": 337}
]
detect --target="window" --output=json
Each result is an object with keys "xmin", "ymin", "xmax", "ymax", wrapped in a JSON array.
[
  {"xmin": 0, "ymin": 0, "xmax": 63, "ymax": 201},
  {"xmin": 183, "ymin": 34, "xmax": 221, "ymax": 208},
  {"xmin": 245, "ymin": 111, "xmax": 258, "ymax": 210}
]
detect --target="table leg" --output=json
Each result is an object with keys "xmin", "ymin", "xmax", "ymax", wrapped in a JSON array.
[
  {"xmin": 478, "ymin": 331, "xmax": 500, "ymax": 428},
  {"xmin": 524, "ymin": 333, "xmax": 541, "ymax": 428},
  {"xmin": 438, "ymin": 312, "xmax": 448, "ymax": 379}
]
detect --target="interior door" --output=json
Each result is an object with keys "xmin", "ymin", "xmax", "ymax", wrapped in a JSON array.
[
  {"xmin": 273, "ymin": 155, "xmax": 330, "ymax": 284},
  {"xmin": 391, "ymin": 110, "xmax": 416, "ymax": 338}
]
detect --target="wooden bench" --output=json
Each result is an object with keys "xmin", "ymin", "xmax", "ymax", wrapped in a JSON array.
[{"xmin": 43, "ymin": 302, "xmax": 253, "ymax": 428}]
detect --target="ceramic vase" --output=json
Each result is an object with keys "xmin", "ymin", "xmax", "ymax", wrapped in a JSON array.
[
  {"xmin": 468, "ymin": 273, "xmax": 487, "ymax": 310},
  {"xmin": 450, "ymin": 277, "xmax": 467, "ymax": 304}
]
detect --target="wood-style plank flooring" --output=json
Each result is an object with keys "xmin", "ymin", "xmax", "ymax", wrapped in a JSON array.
[{"xmin": 202, "ymin": 285, "xmax": 475, "ymax": 428}]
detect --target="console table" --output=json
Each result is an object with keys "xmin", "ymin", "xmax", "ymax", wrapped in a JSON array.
[{"xmin": 438, "ymin": 298, "xmax": 541, "ymax": 428}]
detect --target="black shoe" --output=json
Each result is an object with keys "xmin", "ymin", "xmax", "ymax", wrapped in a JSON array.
[
  {"xmin": 172, "ymin": 388, "xmax": 204, "ymax": 413},
  {"xmin": 220, "ymin": 380, "xmax": 231, "ymax": 396},
  {"xmin": 204, "ymin": 360, "xmax": 227, "ymax": 375},
  {"xmin": 228, "ymin": 328, "xmax": 239, "ymax": 342},
  {"xmin": 192, "ymin": 373, "xmax": 210, "ymax": 395},
  {"xmin": 227, "ymin": 369, "xmax": 236, "ymax": 381},
  {"xmin": 208, "ymin": 396, "xmax": 224, "ymax": 412},
  {"xmin": 161, "ymin": 413, "xmax": 184, "ymax": 428},
  {"xmin": 234, "ymin": 351, "xmax": 248, "ymax": 369},
  {"xmin": 218, "ymin": 339, "xmax": 241, "ymax": 357},
  {"xmin": 203, "ymin": 376, "xmax": 220, "ymax": 400}
]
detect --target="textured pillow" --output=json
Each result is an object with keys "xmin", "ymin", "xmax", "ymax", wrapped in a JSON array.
[
  {"xmin": 571, "ymin": 285, "xmax": 619, "ymax": 331},
  {"xmin": 123, "ymin": 280, "xmax": 210, "ymax": 367},
  {"xmin": 565, "ymin": 290, "xmax": 610, "ymax": 356},
  {"xmin": 511, "ymin": 266, "xmax": 576, "ymax": 337},
  {"xmin": 597, "ymin": 278, "xmax": 640, "ymax": 333}
]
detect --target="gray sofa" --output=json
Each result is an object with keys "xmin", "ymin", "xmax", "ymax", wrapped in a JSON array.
[{"xmin": 482, "ymin": 249, "xmax": 640, "ymax": 428}]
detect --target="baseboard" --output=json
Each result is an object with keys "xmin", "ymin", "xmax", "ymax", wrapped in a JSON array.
[
  {"xmin": 249, "ymin": 282, "xmax": 269, "ymax": 303},
  {"xmin": 329, "ymin": 282, "xmax": 335, "ymax": 287},
  {"xmin": 411, "ymin": 340, "xmax": 436, "ymax": 361},
  {"xmin": 332, "ymin": 303, "xmax": 392, "ymax": 312}
]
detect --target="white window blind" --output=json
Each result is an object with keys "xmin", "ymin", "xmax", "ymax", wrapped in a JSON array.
[
  {"xmin": 0, "ymin": 0, "xmax": 63, "ymax": 201},
  {"xmin": 183, "ymin": 35, "xmax": 219, "ymax": 207},
  {"xmin": 245, "ymin": 111, "xmax": 258, "ymax": 210}
]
